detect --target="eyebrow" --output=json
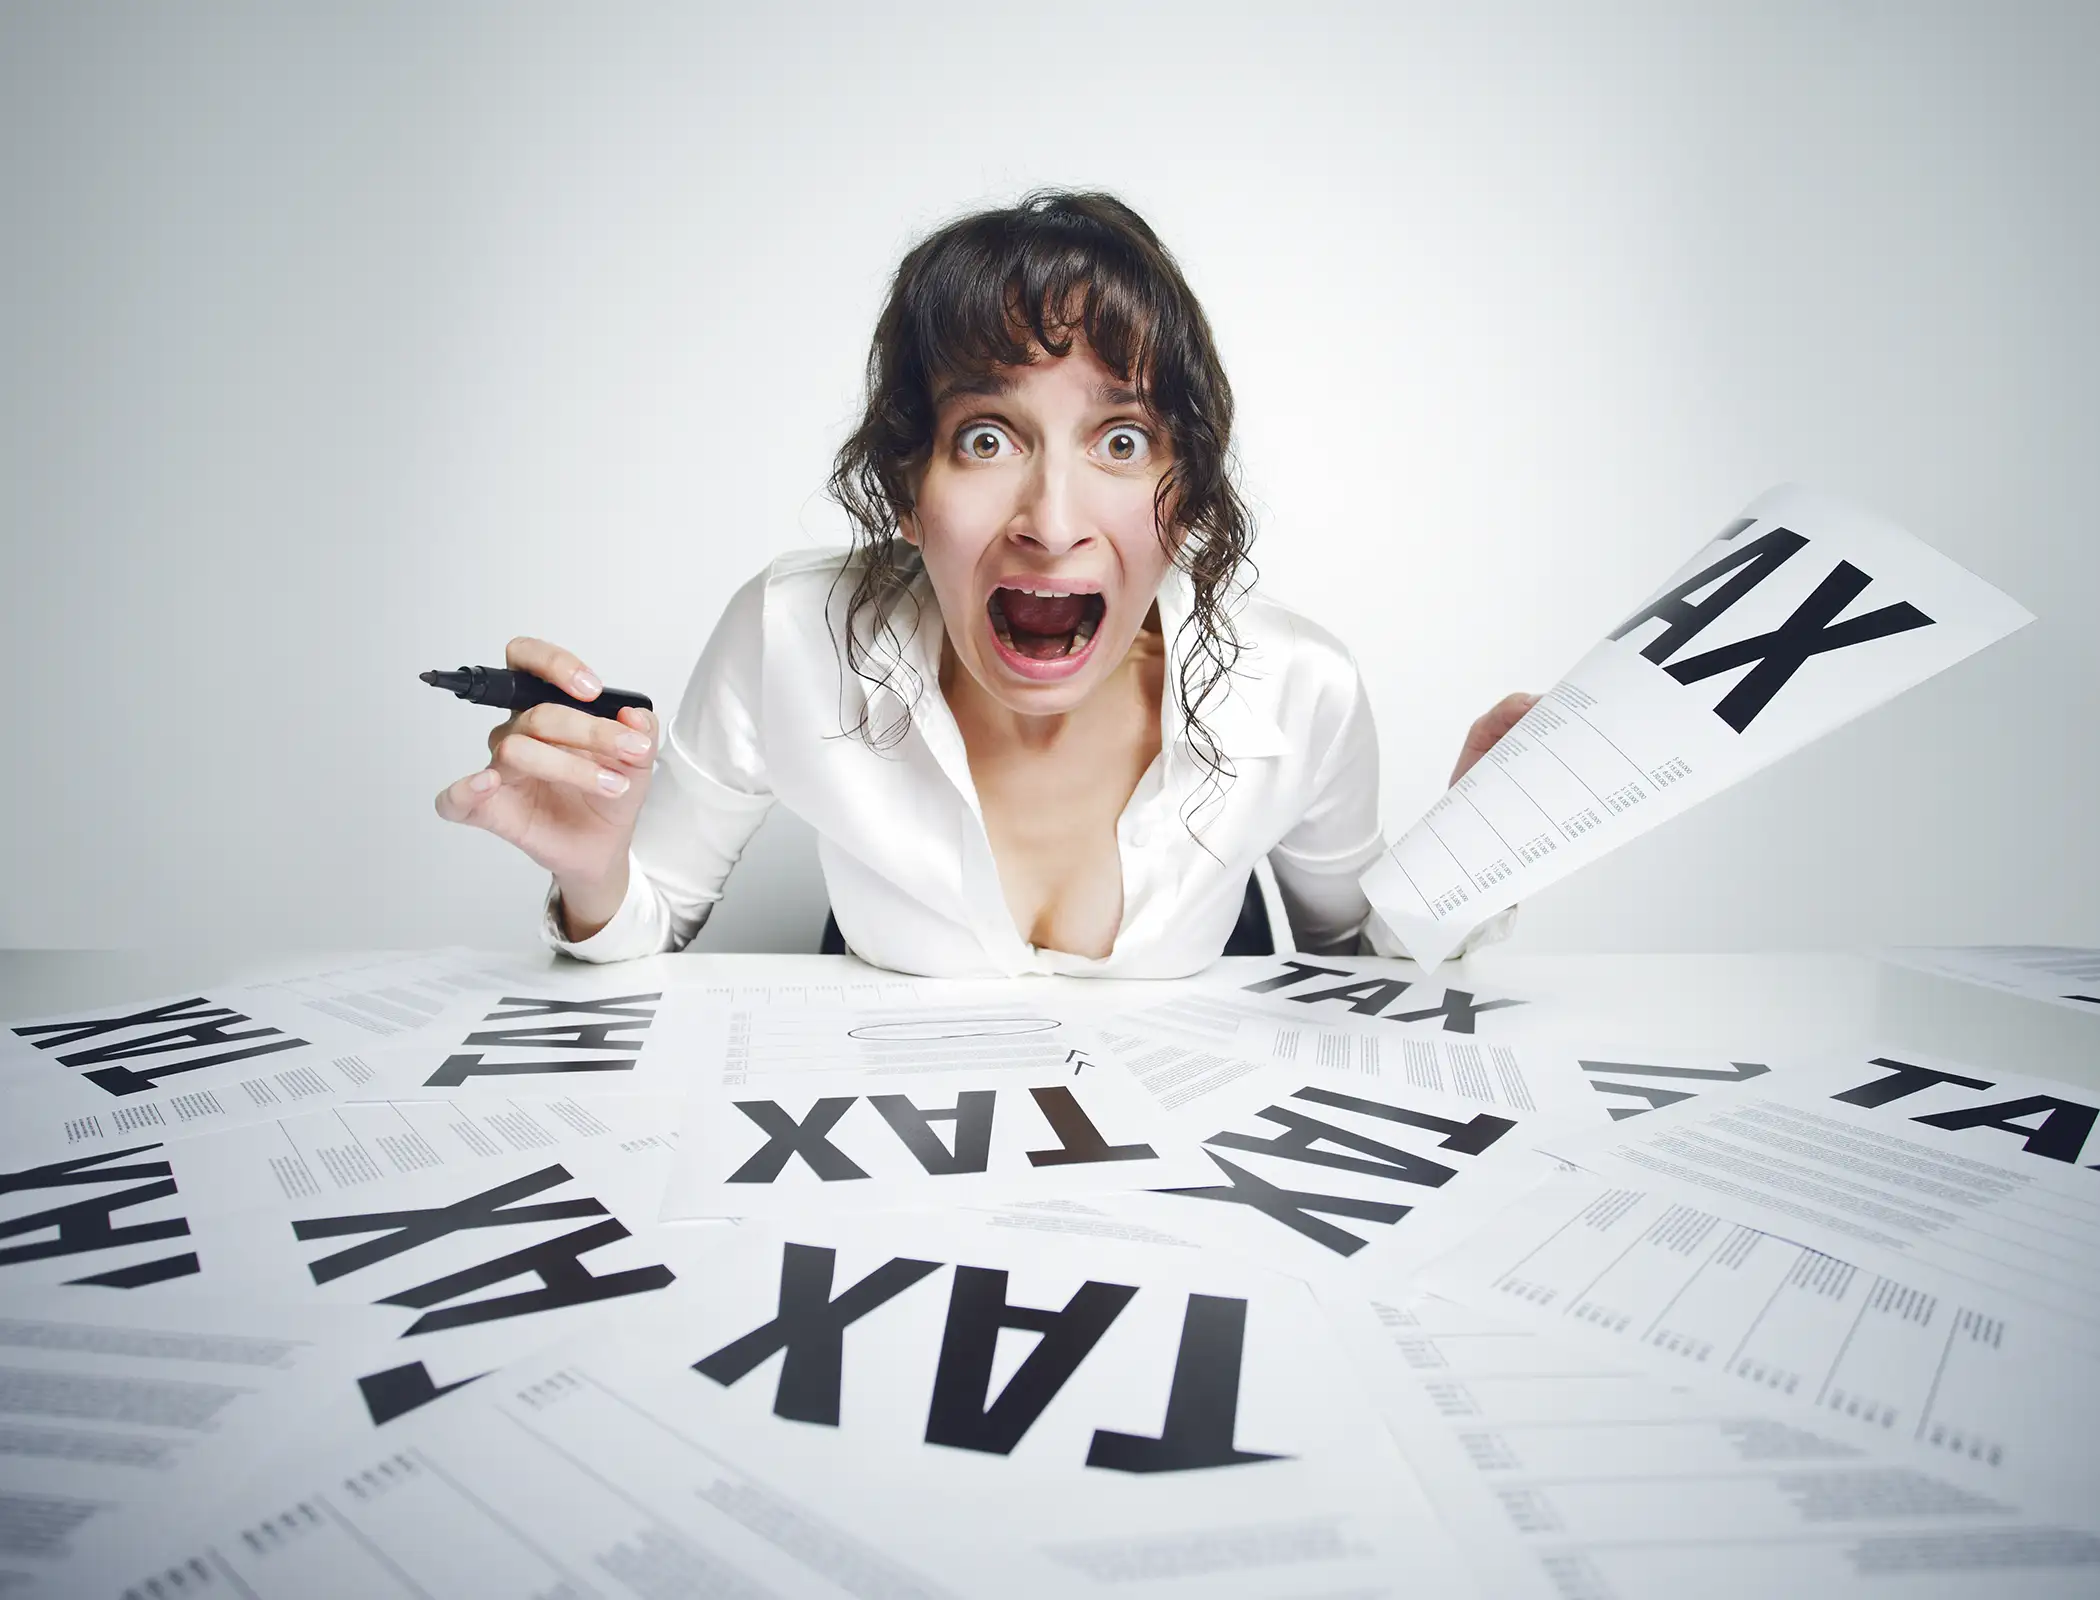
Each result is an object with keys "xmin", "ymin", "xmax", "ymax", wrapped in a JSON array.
[{"xmin": 932, "ymin": 374, "xmax": 1146, "ymax": 410}]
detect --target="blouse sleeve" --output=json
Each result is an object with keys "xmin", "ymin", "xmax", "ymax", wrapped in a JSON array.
[
  {"xmin": 1269, "ymin": 658, "xmax": 1515, "ymax": 961},
  {"xmin": 541, "ymin": 566, "xmax": 778, "ymax": 962}
]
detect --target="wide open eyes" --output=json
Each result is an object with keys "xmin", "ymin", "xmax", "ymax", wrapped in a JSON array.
[
  {"xmin": 951, "ymin": 420, "xmax": 1156, "ymax": 465},
  {"xmin": 958, "ymin": 423, "xmax": 1017, "ymax": 461},
  {"xmin": 1096, "ymin": 425, "xmax": 1153, "ymax": 466}
]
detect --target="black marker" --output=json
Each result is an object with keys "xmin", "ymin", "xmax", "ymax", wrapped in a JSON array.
[{"xmin": 420, "ymin": 666, "xmax": 653, "ymax": 721}]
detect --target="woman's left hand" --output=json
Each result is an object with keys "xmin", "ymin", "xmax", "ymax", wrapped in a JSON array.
[{"xmin": 1450, "ymin": 692, "xmax": 1540, "ymax": 785}]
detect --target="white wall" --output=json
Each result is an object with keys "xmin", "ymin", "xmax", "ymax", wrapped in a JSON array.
[{"xmin": 3, "ymin": 0, "xmax": 2094, "ymax": 962}]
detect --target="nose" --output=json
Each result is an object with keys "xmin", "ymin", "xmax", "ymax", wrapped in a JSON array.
[{"xmin": 1007, "ymin": 452, "xmax": 1094, "ymax": 557}]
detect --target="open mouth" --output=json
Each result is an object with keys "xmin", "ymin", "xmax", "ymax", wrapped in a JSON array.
[{"xmin": 986, "ymin": 586, "xmax": 1107, "ymax": 665}]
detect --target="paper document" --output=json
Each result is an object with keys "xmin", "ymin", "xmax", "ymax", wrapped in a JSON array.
[
  {"xmin": 344, "ymin": 954, "xmax": 724, "ymax": 1100},
  {"xmin": 0, "ymin": 1101, "xmax": 698, "ymax": 1426},
  {"xmin": 690, "ymin": 998, "xmax": 1092, "ymax": 1088},
  {"xmin": 1882, "ymin": 946, "xmax": 2100, "ymax": 1015},
  {"xmin": 1534, "ymin": 1050, "xmax": 2100, "ymax": 1348},
  {"xmin": 1363, "ymin": 485, "xmax": 2034, "ymax": 969},
  {"xmin": 1158, "ymin": 954, "xmax": 1539, "ymax": 1041},
  {"xmin": 0, "ymin": 952, "xmax": 519, "ymax": 1159},
  {"xmin": 1016, "ymin": 1060, "xmax": 1567, "ymax": 1291},
  {"xmin": 0, "ymin": 1288, "xmax": 402, "ymax": 1598},
  {"xmin": 120, "ymin": 1213, "xmax": 1470, "ymax": 1598},
  {"xmin": 1324, "ymin": 1290, "xmax": 2100, "ymax": 1597},
  {"xmin": 1416, "ymin": 1172, "xmax": 2100, "ymax": 1526},
  {"xmin": 660, "ymin": 1063, "xmax": 1216, "ymax": 1220}
]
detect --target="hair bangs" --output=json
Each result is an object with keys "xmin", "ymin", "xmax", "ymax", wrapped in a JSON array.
[{"xmin": 901, "ymin": 209, "xmax": 1166, "ymax": 414}]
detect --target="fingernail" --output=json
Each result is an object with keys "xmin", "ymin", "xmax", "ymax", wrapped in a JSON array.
[
  {"xmin": 470, "ymin": 769, "xmax": 499, "ymax": 793},
  {"xmin": 596, "ymin": 769, "xmax": 629, "ymax": 795},
  {"xmin": 617, "ymin": 731, "xmax": 651, "ymax": 757},
  {"xmin": 572, "ymin": 669, "xmax": 601, "ymax": 698}
]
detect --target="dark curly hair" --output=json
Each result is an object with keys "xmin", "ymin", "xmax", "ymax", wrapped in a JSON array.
[{"xmin": 826, "ymin": 189, "xmax": 1257, "ymax": 828}]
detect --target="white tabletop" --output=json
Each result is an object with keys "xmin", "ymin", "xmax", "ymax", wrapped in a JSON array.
[{"xmin": 2, "ymin": 947, "xmax": 2091, "ymax": 1091}]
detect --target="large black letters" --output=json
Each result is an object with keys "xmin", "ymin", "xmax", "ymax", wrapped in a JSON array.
[
  {"xmin": 1087, "ymin": 1294, "xmax": 1283, "ymax": 1473},
  {"xmin": 1208, "ymin": 1089, "xmax": 1512, "ymax": 1184},
  {"xmin": 1913, "ymin": 1096, "xmax": 2099, "ymax": 1165},
  {"xmin": 726, "ymin": 1099, "xmax": 869, "ymax": 1183},
  {"xmin": 1659, "ymin": 562, "xmax": 1932, "ymax": 733},
  {"xmin": 1610, "ymin": 528, "xmax": 1807, "ymax": 665},
  {"xmin": 1024, "ymin": 1087, "xmax": 1157, "ymax": 1168},
  {"xmin": 1579, "ymin": 1058, "xmax": 1771, "ymax": 1118},
  {"xmin": 424, "ymin": 993, "xmax": 661, "ymax": 1086},
  {"xmin": 292, "ymin": 1164, "xmax": 604, "ymax": 1283},
  {"xmin": 0, "ymin": 1145, "xmax": 199, "ymax": 1286},
  {"xmin": 377, "ymin": 1217, "xmax": 673, "ymax": 1335},
  {"xmin": 1608, "ymin": 527, "xmax": 1935, "ymax": 732},
  {"xmin": 1239, "ymin": 961, "xmax": 1351, "ymax": 995},
  {"xmin": 358, "ymin": 1361, "xmax": 484, "ymax": 1425},
  {"xmin": 694, "ymin": 1243, "xmax": 940, "ymax": 1424},
  {"xmin": 291, "ymin": 1164, "xmax": 671, "ymax": 1333},
  {"xmin": 923, "ymin": 1267, "xmax": 1136, "ymax": 1455},
  {"xmin": 1384, "ymin": 989, "xmax": 1526, "ymax": 1034},
  {"xmin": 869, "ymin": 1091, "xmax": 996, "ymax": 1176},
  {"xmin": 1830, "ymin": 1057, "xmax": 1994, "ymax": 1110},
  {"xmin": 11, "ymin": 998, "xmax": 304, "ymax": 1097},
  {"xmin": 1285, "ymin": 978, "xmax": 1412, "ymax": 1016},
  {"xmin": 1160, "ymin": 1152, "xmax": 1412, "ymax": 1257}
]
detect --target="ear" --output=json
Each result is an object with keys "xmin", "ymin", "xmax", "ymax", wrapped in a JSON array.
[{"xmin": 897, "ymin": 507, "xmax": 921, "ymax": 548}]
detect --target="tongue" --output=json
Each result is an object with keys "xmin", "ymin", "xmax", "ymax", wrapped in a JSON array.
[{"xmin": 1000, "ymin": 590, "xmax": 1088, "ymax": 634}]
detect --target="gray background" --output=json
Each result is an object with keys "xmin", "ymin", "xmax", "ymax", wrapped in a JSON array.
[{"xmin": 3, "ymin": 0, "xmax": 2094, "ymax": 964}]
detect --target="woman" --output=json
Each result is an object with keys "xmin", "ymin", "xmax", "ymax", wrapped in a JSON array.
[{"xmin": 434, "ymin": 191, "xmax": 1532, "ymax": 977}]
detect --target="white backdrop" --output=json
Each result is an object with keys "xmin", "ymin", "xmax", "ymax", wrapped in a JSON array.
[{"xmin": 3, "ymin": 0, "xmax": 2094, "ymax": 962}]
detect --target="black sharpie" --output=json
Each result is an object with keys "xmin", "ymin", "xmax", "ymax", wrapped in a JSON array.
[{"xmin": 420, "ymin": 666, "xmax": 653, "ymax": 721}]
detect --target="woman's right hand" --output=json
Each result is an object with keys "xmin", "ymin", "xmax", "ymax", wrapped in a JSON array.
[{"xmin": 433, "ymin": 637, "xmax": 657, "ymax": 907}]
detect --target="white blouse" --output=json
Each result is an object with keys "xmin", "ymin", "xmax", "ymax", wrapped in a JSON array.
[{"xmin": 543, "ymin": 549, "xmax": 1431, "ymax": 978}]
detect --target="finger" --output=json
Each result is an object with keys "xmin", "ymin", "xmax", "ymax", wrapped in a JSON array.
[
  {"xmin": 514, "ymin": 702, "xmax": 654, "ymax": 766},
  {"xmin": 617, "ymin": 704, "xmax": 658, "ymax": 741},
  {"xmin": 434, "ymin": 766, "xmax": 502, "ymax": 824},
  {"xmin": 504, "ymin": 636, "xmax": 602, "ymax": 701},
  {"xmin": 492, "ymin": 731, "xmax": 634, "ymax": 799}
]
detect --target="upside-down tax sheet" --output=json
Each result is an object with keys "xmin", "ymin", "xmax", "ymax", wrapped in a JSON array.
[
  {"xmin": 112, "ymin": 1211, "xmax": 1473, "ymax": 1599},
  {"xmin": 0, "ymin": 1094, "xmax": 704, "ymax": 1428},
  {"xmin": 0, "ymin": 951, "xmax": 521, "ymax": 1158}
]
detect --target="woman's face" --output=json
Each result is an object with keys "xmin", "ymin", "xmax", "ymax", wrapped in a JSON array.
[{"xmin": 904, "ymin": 333, "xmax": 1177, "ymax": 719}]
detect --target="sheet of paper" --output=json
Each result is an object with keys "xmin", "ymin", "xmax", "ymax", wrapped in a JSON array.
[
  {"xmin": 660, "ymin": 1063, "xmax": 1214, "ymax": 1221},
  {"xmin": 1882, "ymin": 946, "xmax": 2100, "ymax": 1015},
  {"xmin": 1324, "ymin": 1290, "xmax": 2100, "ymax": 1598},
  {"xmin": 0, "ymin": 951, "xmax": 523, "ymax": 1159},
  {"xmin": 684, "ymin": 997, "xmax": 1097, "ymax": 1089},
  {"xmin": 0, "ymin": 1094, "xmax": 686, "ymax": 1294},
  {"xmin": 0, "ymin": 1102, "xmax": 705, "ymax": 1427},
  {"xmin": 980, "ymin": 1059, "xmax": 1567, "ymax": 1293},
  {"xmin": 0, "ymin": 1288, "xmax": 403, "ymax": 1598},
  {"xmin": 1415, "ymin": 1170, "xmax": 2100, "ymax": 1526},
  {"xmin": 1534, "ymin": 1049, "xmax": 2100, "ymax": 1349},
  {"xmin": 1125, "ymin": 953, "xmax": 1541, "ymax": 1049},
  {"xmin": 1362, "ymin": 484, "xmax": 2034, "ymax": 969},
  {"xmin": 1096, "ymin": 1013, "xmax": 1572, "ymax": 1123},
  {"xmin": 117, "ymin": 1212, "xmax": 1474, "ymax": 1599},
  {"xmin": 1514, "ymin": 1037, "xmax": 1793, "ymax": 1122},
  {"xmin": 341, "ymin": 954, "xmax": 732, "ymax": 1101}
]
